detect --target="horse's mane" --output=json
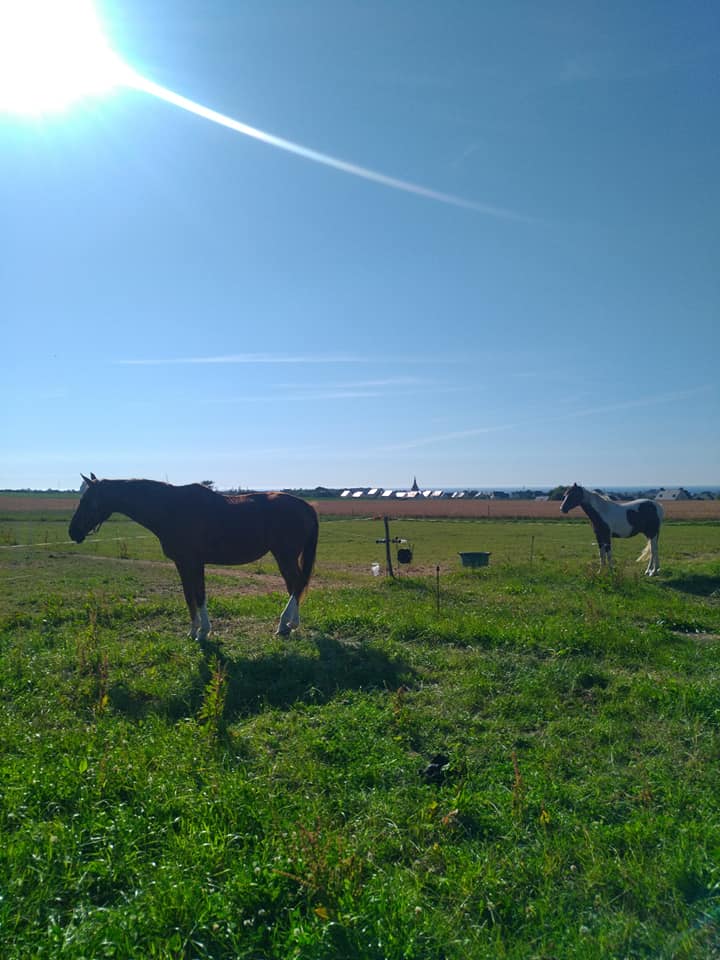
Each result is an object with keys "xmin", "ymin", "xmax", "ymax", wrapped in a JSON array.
[{"xmin": 583, "ymin": 486, "xmax": 612, "ymax": 503}]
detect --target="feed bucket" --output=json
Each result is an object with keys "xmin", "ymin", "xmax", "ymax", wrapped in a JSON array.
[{"xmin": 458, "ymin": 551, "xmax": 490, "ymax": 568}]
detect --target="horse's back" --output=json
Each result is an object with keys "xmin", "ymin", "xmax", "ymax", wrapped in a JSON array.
[
  {"xmin": 158, "ymin": 487, "xmax": 317, "ymax": 564},
  {"xmin": 624, "ymin": 497, "xmax": 663, "ymax": 522},
  {"xmin": 208, "ymin": 491, "xmax": 316, "ymax": 563}
]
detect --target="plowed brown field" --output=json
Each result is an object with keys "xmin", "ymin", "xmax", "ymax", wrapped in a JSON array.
[
  {"xmin": 309, "ymin": 498, "xmax": 720, "ymax": 521},
  {"xmin": 2, "ymin": 495, "xmax": 718, "ymax": 521}
]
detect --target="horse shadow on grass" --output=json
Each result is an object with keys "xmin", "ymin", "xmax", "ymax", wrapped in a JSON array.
[
  {"xmin": 660, "ymin": 573, "xmax": 720, "ymax": 599},
  {"xmin": 109, "ymin": 631, "xmax": 416, "ymax": 723}
]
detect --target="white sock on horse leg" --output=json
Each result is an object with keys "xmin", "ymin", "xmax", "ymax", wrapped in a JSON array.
[
  {"xmin": 278, "ymin": 595, "xmax": 299, "ymax": 632},
  {"xmin": 198, "ymin": 602, "xmax": 211, "ymax": 639}
]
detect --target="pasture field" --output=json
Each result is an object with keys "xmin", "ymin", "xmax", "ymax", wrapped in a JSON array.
[{"xmin": 2, "ymin": 506, "xmax": 720, "ymax": 958}]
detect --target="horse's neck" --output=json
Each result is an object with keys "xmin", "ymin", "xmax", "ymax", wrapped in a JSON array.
[
  {"xmin": 105, "ymin": 480, "xmax": 172, "ymax": 537},
  {"xmin": 582, "ymin": 489, "xmax": 611, "ymax": 521}
]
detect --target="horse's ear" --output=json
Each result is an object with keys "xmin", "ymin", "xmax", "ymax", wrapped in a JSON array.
[
  {"xmin": 81, "ymin": 473, "xmax": 91, "ymax": 484},
  {"xmin": 90, "ymin": 473, "xmax": 97, "ymax": 481}
]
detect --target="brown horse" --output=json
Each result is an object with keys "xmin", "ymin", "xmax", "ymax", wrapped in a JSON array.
[{"xmin": 69, "ymin": 474, "xmax": 319, "ymax": 639}]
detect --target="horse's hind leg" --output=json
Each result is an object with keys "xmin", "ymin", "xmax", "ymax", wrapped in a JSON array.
[
  {"xmin": 278, "ymin": 594, "xmax": 300, "ymax": 635},
  {"xmin": 648, "ymin": 536, "xmax": 659, "ymax": 576},
  {"xmin": 273, "ymin": 549, "xmax": 303, "ymax": 635}
]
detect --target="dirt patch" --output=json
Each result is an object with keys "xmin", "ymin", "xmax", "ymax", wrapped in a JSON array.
[{"xmin": 0, "ymin": 496, "xmax": 79, "ymax": 512}]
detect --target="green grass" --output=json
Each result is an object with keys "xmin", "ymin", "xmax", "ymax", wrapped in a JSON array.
[{"xmin": 2, "ymin": 516, "xmax": 720, "ymax": 958}]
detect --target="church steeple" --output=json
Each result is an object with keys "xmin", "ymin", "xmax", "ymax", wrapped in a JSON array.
[{"xmin": 411, "ymin": 476, "xmax": 419, "ymax": 492}]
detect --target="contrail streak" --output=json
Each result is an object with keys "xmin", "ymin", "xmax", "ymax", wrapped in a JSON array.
[{"xmin": 125, "ymin": 69, "xmax": 527, "ymax": 221}]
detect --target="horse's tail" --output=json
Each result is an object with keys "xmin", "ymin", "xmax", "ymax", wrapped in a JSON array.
[
  {"xmin": 637, "ymin": 541, "xmax": 652, "ymax": 564},
  {"xmin": 297, "ymin": 505, "xmax": 319, "ymax": 600}
]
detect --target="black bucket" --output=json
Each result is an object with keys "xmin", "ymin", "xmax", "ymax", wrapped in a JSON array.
[{"xmin": 458, "ymin": 551, "xmax": 490, "ymax": 568}]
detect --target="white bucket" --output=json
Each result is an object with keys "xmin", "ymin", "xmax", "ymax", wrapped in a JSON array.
[{"xmin": 371, "ymin": 562, "xmax": 381, "ymax": 576}]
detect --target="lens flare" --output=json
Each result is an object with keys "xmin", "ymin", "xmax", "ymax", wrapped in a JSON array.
[{"xmin": 127, "ymin": 71, "xmax": 523, "ymax": 220}]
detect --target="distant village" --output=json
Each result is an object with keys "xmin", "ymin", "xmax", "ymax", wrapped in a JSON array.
[{"xmin": 286, "ymin": 479, "xmax": 718, "ymax": 502}]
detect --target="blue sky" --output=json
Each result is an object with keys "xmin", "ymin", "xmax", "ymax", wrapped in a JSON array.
[{"xmin": 2, "ymin": 0, "xmax": 718, "ymax": 490}]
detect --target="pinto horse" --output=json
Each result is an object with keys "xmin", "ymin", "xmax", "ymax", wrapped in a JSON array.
[
  {"xmin": 69, "ymin": 474, "xmax": 319, "ymax": 639},
  {"xmin": 560, "ymin": 483, "xmax": 663, "ymax": 575}
]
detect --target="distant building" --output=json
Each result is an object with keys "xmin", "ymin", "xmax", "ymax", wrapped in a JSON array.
[{"xmin": 655, "ymin": 488, "xmax": 691, "ymax": 501}]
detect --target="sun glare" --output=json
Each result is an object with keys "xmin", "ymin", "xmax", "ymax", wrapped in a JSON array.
[
  {"xmin": 0, "ymin": 0, "xmax": 129, "ymax": 113},
  {"xmin": 0, "ymin": 0, "xmax": 521, "ymax": 218}
]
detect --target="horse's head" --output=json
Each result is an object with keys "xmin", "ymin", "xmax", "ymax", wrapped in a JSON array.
[
  {"xmin": 69, "ymin": 473, "xmax": 112, "ymax": 543},
  {"xmin": 560, "ymin": 483, "xmax": 584, "ymax": 514}
]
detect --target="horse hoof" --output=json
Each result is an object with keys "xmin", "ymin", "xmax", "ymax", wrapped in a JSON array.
[{"xmin": 276, "ymin": 625, "xmax": 292, "ymax": 637}]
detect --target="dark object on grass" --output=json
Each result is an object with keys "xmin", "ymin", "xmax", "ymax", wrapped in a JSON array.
[
  {"xmin": 421, "ymin": 753, "xmax": 450, "ymax": 784},
  {"xmin": 458, "ymin": 551, "xmax": 490, "ymax": 568}
]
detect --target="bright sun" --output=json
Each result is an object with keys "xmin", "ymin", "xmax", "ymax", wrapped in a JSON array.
[{"xmin": 0, "ymin": 0, "xmax": 130, "ymax": 113}]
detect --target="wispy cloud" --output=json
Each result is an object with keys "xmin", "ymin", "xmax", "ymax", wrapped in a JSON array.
[
  {"xmin": 368, "ymin": 385, "xmax": 714, "ymax": 454},
  {"xmin": 117, "ymin": 354, "xmax": 469, "ymax": 368},
  {"xmin": 196, "ymin": 375, "xmax": 470, "ymax": 405},
  {"xmin": 543, "ymin": 385, "xmax": 714, "ymax": 423},
  {"xmin": 202, "ymin": 389, "xmax": 389, "ymax": 404},
  {"xmin": 448, "ymin": 141, "xmax": 483, "ymax": 170},
  {"xmin": 377, "ymin": 424, "xmax": 515, "ymax": 453},
  {"xmin": 275, "ymin": 376, "xmax": 429, "ymax": 390},
  {"xmin": 117, "ymin": 353, "xmax": 372, "ymax": 366}
]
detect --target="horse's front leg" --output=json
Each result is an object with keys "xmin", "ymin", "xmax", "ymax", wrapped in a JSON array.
[
  {"xmin": 175, "ymin": 561, "xmax": 211, "ymax": 641},
  {"xmin": 597, "ymin": 541, "xmax": 612, "ymax": 569}
]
